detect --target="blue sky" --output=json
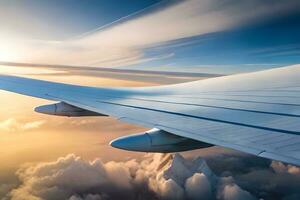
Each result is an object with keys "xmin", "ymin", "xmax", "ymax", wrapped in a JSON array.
[
  {"xmin": 0, "ymin": 0, "xmax": 162, "ymax": 39},
  {"xmin": 1, "ymin": 0, "xmax": 300, "ymax": 74},
  {"xmin": 138, "ymin": 11, "xmax": 300, "ymax": 73}
]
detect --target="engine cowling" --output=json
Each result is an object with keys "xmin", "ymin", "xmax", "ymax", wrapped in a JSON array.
[
  {"xmin": 110, "ymin": 128, "xmax": 213, "ymax": 153},
  {"xmin": 35, "ymin": 102, "xmax": 107, "ymax": 117}
]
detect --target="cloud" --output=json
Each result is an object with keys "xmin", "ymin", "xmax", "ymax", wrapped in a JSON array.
[
  {"xmin": 218, "ymin": 181, "xmax": 257, "ymax": 200},
  {"xmin": 0, "ymin": 118, "xmax": 45, "ymax": 132},
  {"xmin": 4, "ymin": 153, "xmax": 259, "ymax": 200},
  {"xmin": 81, "ymin": 0, "xmax": 300, "ymax": 46},
  {"xmin": 271, "ymin": 161, "xmax": 300, "ymax": 175},
  {"xmin": 0, "ymin": 184, "xmax": 15, "ymax": 199},
  {"xmin": 69, "ymin": 194, "xmax": 103, "ymax": 200},
  {"xmin": 2, "ymin": 146, "xmax": 300, "ymax": 200},
  {"xmin": 185, "ymin": 173, "xmax": 212, "ymax": 200},
  {"xmin": 3, "ymin": 0, "xmax": 300, "ymax": 67},
  {"xmin": 200, "ymin": 150, "xmax": 300, "ymax": 200}
]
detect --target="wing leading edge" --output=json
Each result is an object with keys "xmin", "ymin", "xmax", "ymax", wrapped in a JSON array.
[{"xmin": 1, "ymin": 65, "xmax": 300, "ymax": 165}]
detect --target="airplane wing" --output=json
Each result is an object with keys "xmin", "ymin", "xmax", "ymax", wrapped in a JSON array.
[{"xmin": 1, "ymin": 65, "xmax": 300, "ymax": 165}]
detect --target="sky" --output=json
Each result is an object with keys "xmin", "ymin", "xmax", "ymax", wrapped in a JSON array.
[
  {"xmin": 0, "ymin": 0, "xmax": 300, "ymax": 73},
  {"xmin": 1, "ymin": 1, "xmax": 300, "ymax": 200}
]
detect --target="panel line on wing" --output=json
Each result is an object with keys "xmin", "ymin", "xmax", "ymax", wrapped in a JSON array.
[
  {"xmin": 97, "ymin": 96, "xmax": 300, "ymax": 118},
  {"xmin": 97, "ymin": 100, "xmax": 300, "ymax": 136},
  {"xmin": 181, "ymin": 93, "xmax": 300, "ymax": 98},
  {"xmin": 166, "ymin": 96, "xmax": 300, "ymax": 107}
]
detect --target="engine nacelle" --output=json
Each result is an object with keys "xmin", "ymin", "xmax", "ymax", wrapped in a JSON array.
[
  {"xmin": 110, "ymin": 128, "xmax": 213, "ymax": 153},
  {"xmin": 35, "ymin": 102, "xmax": 107, "ymax": 117}
]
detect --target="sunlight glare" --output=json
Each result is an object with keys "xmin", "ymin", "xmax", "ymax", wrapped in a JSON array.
[{"xmin": 0, "ymin": 42, "xmax": 17, "ymax": 62}]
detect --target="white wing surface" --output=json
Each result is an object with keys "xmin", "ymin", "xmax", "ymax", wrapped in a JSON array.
[{"xmin": 1, "ymin": 65, "xmax": 300, "ymax": 165}]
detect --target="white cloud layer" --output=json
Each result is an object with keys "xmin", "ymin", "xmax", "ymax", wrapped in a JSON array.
[
  {"xmin": 0, "ymin": 145, "xmax": 299, "ymax": 200},
  {"xmin": 3, "ymin": 153, "xmax": 258, "ymax": 200},
  {"xmin": 219, "ymin": 183, "xmax": 256, "ymax": 200},
  {"xmin": 185, "ymin": 173, "xmax": 212, "ymax": 200}
]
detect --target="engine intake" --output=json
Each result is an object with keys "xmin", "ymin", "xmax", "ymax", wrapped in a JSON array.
[
  {"xmin": 35, "ymin": 102, "xmax": 107, "ymax": 117},
  {"xmin": 110, "ymin": 128, "xmax": 213, "ymax": 153}
]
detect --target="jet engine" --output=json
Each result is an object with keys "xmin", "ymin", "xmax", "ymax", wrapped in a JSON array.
[
  {"xmin": 35, "ymin": 102, "xmax": 107, "ymax": 117},
  {"xmin": 110, "ymin": 128, "xmax": 213, "ymax": 153}
]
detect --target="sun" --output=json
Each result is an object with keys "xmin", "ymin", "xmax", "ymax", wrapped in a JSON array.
[
  {"xmin": 0, "ymin": 40, "xmax": 20, "ymax": 62},
  {"xmin": 0, "ymin": 50, "xmax": 15, "ymax": 61}
]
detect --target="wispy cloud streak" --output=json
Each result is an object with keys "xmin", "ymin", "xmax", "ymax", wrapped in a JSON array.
[
  {"xmin": 1, "ymin": 0, "xmax": 299, "ymax": 68},
  {"xmin": 0, "ymin": 118, "xmax": 45, "ymax": 132}
]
